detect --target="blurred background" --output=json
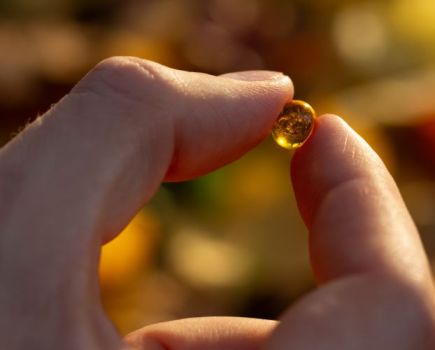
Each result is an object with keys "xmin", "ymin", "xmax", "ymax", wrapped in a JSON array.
[{"xmin": 1, "ymin": 0, "xmax": 435, "ymax": 335}]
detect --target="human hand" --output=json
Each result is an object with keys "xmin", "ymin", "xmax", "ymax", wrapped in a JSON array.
[{"xmin": 0, "ymin": 57, "xmax": 434, "ymax": 350}]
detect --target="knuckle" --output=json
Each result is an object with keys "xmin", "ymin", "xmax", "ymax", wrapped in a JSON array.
[{"xmin": 73, "ymin": 56, "xmax": 179, "ymax": 106}]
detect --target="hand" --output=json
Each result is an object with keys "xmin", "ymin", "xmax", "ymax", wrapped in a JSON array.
[{"xmin": 0, "ymin": 57, "xmax": 433, "ymax": 350}]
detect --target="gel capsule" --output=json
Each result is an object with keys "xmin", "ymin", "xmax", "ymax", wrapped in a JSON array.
[{"xmin": 272, "ymin": 100, "xmax": 316, "ymax": 150}]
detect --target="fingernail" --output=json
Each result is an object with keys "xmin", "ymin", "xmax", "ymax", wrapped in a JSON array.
[{"xmin": 222, "ymin": 70, "xmax": 285, "ymax": 82}]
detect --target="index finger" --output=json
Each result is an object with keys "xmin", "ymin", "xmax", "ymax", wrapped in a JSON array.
[
  {"xmin": 0, "ymin": 58, "xmax": 292, "ymax": 324},
  {"xmin": 291, "ymin": 115, "xmax": 432, "ymax": 285}
]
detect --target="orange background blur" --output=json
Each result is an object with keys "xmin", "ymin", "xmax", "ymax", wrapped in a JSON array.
[{"xmin": 1, "ymin": 0, "xmax": 435, "ymax": 335}]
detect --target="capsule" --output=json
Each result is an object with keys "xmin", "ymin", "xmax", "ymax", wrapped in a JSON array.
[{"xmin": 272, "ymin": 100, "xmax": 316, "ymax": 150}]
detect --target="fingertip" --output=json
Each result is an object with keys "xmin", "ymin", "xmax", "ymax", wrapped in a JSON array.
[
  {"xmin": 292, "ymin": 112, "xmax": 390, "ymax": 223},
  {"xmin": 219, "ymin": 71, "xmax": 294, "ymax": 124},
  {"xmin": 220, "ymin": 71, "xmax": 294, "ymax": 127},
  {"xmin": 290, "ymin": 113, "xmax": 429, "ymax": 282},
  {"xmin": 289, "ymin": 115, "xmax": 354, "ymax": 261},
  {"xmin": 164, "ymin": 71, "xmax": 293, "ymax": 181}
]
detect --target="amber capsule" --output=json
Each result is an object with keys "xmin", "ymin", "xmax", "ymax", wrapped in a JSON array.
[{"xmin": 272, "ymin": 100, "xmax": 316, "ymax": 150}]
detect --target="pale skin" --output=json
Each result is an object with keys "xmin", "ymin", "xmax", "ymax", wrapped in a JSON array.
[{"xmin": 0, "ymin": 57, "xmax": 434, "ymax": 349}]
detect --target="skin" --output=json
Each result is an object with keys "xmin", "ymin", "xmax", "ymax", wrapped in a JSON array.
[{"xmin": 0, "ymin": 57, "xmax": 434, "ymax": 349}]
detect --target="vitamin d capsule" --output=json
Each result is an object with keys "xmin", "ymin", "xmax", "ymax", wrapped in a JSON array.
[{"xmin": 272, "ymin": 100, "xmax": 316, "ymax": 150}]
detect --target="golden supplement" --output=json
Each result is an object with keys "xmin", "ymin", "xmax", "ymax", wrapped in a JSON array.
[{"xmin": 272, "ymin": 100, "xmax": 316, "ymax": 150}]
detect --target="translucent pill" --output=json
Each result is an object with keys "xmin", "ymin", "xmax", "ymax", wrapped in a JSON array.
[{"xmin": 272, "ymin": 100, "xmax": 316, "ymax": 150}]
